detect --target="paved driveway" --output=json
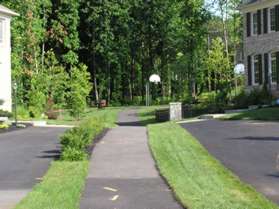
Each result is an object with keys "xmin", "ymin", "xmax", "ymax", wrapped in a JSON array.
[
  {"xmin": 0, "ymin": 127, "xmax": 66, "ymax": 209},
  {"xmin": 181, "ymin": 119, "xmax": 279, "ymax": 204},
  {"xmin": 80, "ymin": 110, "xmax": 183, "ymax": 209}
]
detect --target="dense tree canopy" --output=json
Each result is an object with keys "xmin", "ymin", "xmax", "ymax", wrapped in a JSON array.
[{"xmin": 0, "ymin": 0, "xmax": 242, "ymax": 116}]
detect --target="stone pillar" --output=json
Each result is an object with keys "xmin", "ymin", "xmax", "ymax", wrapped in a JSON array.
[{"xmin": 169, "ymin": 102, "xmax": 182, "ymax": 121}]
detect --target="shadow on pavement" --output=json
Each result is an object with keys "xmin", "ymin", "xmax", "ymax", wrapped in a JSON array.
[
  {"xmin": 266, "ymin": 173, "xmax": 279, "ymax": 178},
  {"xmin": 117, "ymin": 118, "xmax": 158, "ymax": 127},
  {"xmin": 117, "ymin": 121, "xmax": 144, "ymax": 127},
  {"xmin": 37, "ymin": 149, "xmax": 60, "ymax": 159},
  {"xmin": 227, "ymin": 136, "xmax": 279, "ymax": 141}
]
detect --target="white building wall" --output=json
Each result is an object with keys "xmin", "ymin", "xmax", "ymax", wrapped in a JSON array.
[{"xmin": 0, "ymin": 14, "xmax": 12, "ymax": 112}]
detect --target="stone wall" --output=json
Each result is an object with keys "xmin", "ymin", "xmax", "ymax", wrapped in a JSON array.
[{"xmin": 169, "ymin": 102, "xmax": 182, "ymax": 121}]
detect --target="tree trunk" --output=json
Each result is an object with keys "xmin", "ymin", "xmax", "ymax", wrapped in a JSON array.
[
  {"xmin": 92, "ymin": 51, "xmax": 99, "ymax": 104},
  {"xmin": 107, "ymin": 62, "xmax": 111, "ymax": 105},
  {"xmin": 130, "ymin": 51, "xmax": 136, "ymax": 101},
  {"xmin": 219, "ymin": 0, "xmax": 229, "ymax": 58}
]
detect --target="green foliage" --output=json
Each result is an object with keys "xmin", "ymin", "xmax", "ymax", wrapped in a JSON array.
[
  {"xmin": 0, "ymin": 123, "xmax": 9, "ymax": 129},
  {"xmin": 47, "ymin": 0, "xmax": 80, "ymax": 66},
  {"xmin": 224, "ymin": 107, "xmax": 279, "ymax": 121},
  {"xmin": 67, "ymin": 65, "xmax": 92, "ymax": 118},
  {"xmin": 60, "ymin": 147, "xmax": 87, "ymax": 161},
  {"xmin": 28, "ymin": 74, "xmax": 48, "ymax": 118},
  {"xmin": 203, "ymin": 37, "xmax": 233, "ymax": 109},
  {"xmin": 1, "ymin": 0, "xmax": 48, "ymax": 104},
  {"xmin": 78, "ymin": 0, "xmax": 208, "ymax": 104},
  {"xmin": 44, "ymin": 51, "xmax": 69, "ymax": 109},
  {"xmin": 233, "ymin": 88, "xmax": 273, "ymax": 109},
  {"xmin": 16, "ymin": 105, "xmax": 30, "ymax": 119},
  {"xmin": 61, "ymin": 128, "xmax": 90, "ymax": 151},
  {"xmin": 14, "ymin": 161, "xmax": 88, "ymax": 209},
  {"xmin": 60, "ymin": 116, "xmax": 105, "ymax": 161},
  {"xmin": 0, "ymin": 110, "xmax": 13, "ymax": 118},
  {"xmin": 3, "ymin": 0, "xmax": 240, "ymax": 108},
  {"xmin": 148, "ymin": 122, "xmax": 279, "ymax": 209}
]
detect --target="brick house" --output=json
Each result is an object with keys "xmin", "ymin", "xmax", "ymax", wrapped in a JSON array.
[{"xmin": 240, "ymin": 0, "xmax": 279, "ymax": 97}]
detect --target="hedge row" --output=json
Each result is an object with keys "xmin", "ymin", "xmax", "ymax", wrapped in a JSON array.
[{"xmin": 60, "ymin": 117, "xmax": 105, "ymax": 161}]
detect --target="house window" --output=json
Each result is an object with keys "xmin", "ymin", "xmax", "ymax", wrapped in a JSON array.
[
  {"xmin": 0, "ymin": 19, "xmax": 3, "ymax": 43},
  {"xmin": 270, "ymin": 8, "xmax": 276, "ymax": 32},
  {"xmin": 271, "ymin": 52, "xmax": 277, "ymax": 83},
  {"xmin": 252, "ymin": 12, "xmax": 258, "ymax": 35},
  {"xmin": 253, "ymin": 55, "xmax": 260, "ymax": 84}
]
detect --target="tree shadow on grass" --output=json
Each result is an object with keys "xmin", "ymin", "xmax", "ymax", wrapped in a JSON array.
[{"xmin": 140, "ymin": 111, "xmax": 156, "ymax": 117}]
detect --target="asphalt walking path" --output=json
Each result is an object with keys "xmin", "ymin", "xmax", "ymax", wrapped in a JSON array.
[
  {"xmin": 0, "ymin": 127, "xmax": 66, "ymax": 209},
  {"xmin": 181, "ymin": 119, "xmax": 279, "ymax": 204},
  {"xmin": 80, "ymin": 109, "xmax": 183, "ymax": 209}
]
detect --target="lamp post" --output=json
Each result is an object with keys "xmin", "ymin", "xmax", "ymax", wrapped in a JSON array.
[
  {"xmin": 234, "ymin": 64, "xmax": 245, "ymax": 96},
  {"xmin": 146, "ymin": 74, "xmax": 161, "ymax": 106},
  {"xmin": 13, "ymin": 82, "xmax": 18, "ymax": 126}
]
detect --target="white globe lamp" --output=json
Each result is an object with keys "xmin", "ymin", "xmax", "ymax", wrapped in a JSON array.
[
  {"xmin": 146, "ymin": 74, "xmax": 161, "ymax": 106},
  {"xmin": 149, "ymin": 74, "xmax": 161, "ymax": 84},
  {"xmin": 234, "ymin": 63, "xmax": 245, "ymax": 75},
  {"xmin": 234, "ymin": 63, "xmax": 245, "ymax": 96}
]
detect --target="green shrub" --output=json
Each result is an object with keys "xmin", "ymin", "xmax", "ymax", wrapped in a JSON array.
[
  {"xmin": 0, "ymin": 110, "xmax": 13, "ymax": 118},
  {"xmin": 28, "ymin": 73, "xmax": 48, "ymax": 118},
  {"xmin": 152, "ymin": 97, "xmax": 173, "ymax": 105},
  {"xmin": 60, "ymin": 147, "xmax": 88, "ymax": 161},
  {"xmin": 133, "ymin": 96, "xmax": 143, "ymax": 105},
  {"xmin": 194, "ymin": 92, "xmax": 226, "ymax": 114},
  {"xmin": 16, "ymin": 106, "xmax": 30, "ymax": 120},
  {"xmin": 0, "ymin": 100, "xmax": 12, "ymax": 118},
  {"xmin": 80, "ymin": 117, "xmax": 104, "ymax": 137},
  {"xmin": 60, "ymin": 116, "xmax": 105, "ymax": 161},
  {"xmin": 0, "ymin": 123, "xmax": 9, "ymax": 129},
  {"xmin": 233, "ymin": 88, "xmax": 273, "ymax": 109},
  {"xmin": 67, "ymin": 65, "xmax": 92, "ymax": 119},
  {"xmin": 61, "ymin": 128, "xmax": 90, "ymax": 150}
]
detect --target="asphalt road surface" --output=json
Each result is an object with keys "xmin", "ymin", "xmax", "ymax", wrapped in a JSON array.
[
  {"xmin": 80, "ymin": 109, "xmax": 183, "ymax": 209},
  {"xmin": 0, "ymin": 127, "xmax": 66, "ymax": 209},
  {"xmin": 182, "ymin": 119, "xmax": 279, "ymax": 204}
]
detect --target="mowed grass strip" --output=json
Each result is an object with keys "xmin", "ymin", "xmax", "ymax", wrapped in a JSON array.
[
  {"xmin": 15, "ymin": 161, "xmax": 88, "ymax": 209},
  {"xmin": 148, "ymin": 122, "xmax": 279, "ymax": 209},
  {"xmin": 138, "ymin": 106, "xmax": 168, "ymax": 126},
  {"xmin": 47, "ymin": 107, "xmax": 122, "ymax": 126},
  {"xmin": 223, "ymin": 107, "xmax": 279, "ymax": 121}
]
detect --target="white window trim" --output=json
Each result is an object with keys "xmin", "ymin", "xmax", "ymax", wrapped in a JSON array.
[
  {"xmin": 252, "ymin": 55, "xmax": 264, "ymax": 86},
  {"xmin": 0, "ymin": 18, "xmax": 4, "ymax": 45},
  {"xmin": 269, "ymin": 52, "xmax": 277, "ymax": 85},
  {"xmin": 269, "ymin": 7, "xmax": 276, "ymax": 33},
  {"xmin": 251, "ymin": 12, "xmax": 258, "ymax": 36}
]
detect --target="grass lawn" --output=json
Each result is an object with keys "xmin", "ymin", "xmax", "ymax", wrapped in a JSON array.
[
  {"xmin": 223, "ymin": 107, "xmax": 279, "ymax": 121},
  {"xmin": 138, "ymin": 107, "xmax": 279, "ymax": 209},
  {"xmin": 46, "ymin": 107, "xmax": 122, "ymax": 126},
  {"xmin": 148, "ymin": 122, "xmax": 279, "ymax": 209},
  {"xmin": 138, "ymin": 106, "xmax": 167, "ymax": 125},
  {"xmin": 15, "ymin": 161, "xmax": 88, "ymax": 209}
]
